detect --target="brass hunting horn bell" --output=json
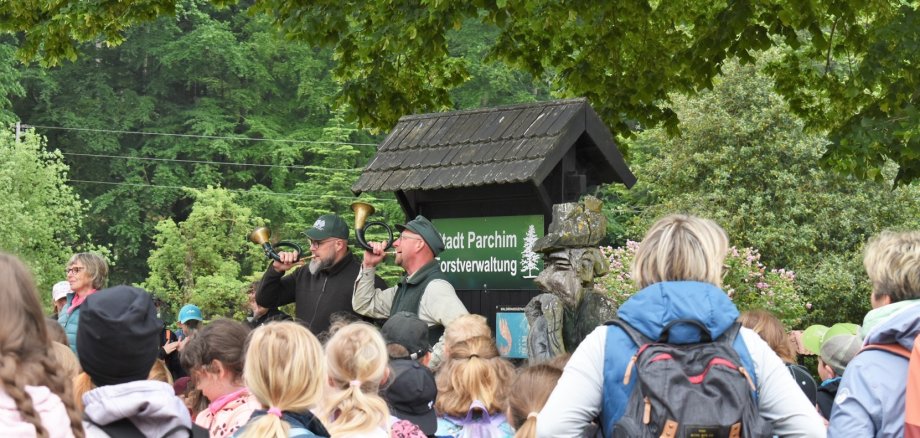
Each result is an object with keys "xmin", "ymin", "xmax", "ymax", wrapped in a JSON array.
[
  {"xmin": 351, "ymin": 202, "xmax": 394, "ymax": 251},
  {"xmin": 249, "ymin": 227, "xmax": 306, "ymax": 262}
]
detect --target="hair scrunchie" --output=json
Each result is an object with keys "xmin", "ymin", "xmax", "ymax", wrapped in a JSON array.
[
  {"xmin": 528, "ymin": 412, "xmax": 539, "ymax": 419},
  {"xmin": 268, "ymin": 407, "xmax": 283, "ymax": 417},
  {"xmin": 350, "ymin": 380, "xmax": 361, "ymax": 388}
]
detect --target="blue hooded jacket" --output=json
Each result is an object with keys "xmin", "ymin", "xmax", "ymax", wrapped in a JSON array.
[
  {"xmin": 599, "ymin": 281, "xmax": 757, "ymax": 434},
  {"xmin": 827, "ymin": 302, "xmax": 920, "ymax": 438}
]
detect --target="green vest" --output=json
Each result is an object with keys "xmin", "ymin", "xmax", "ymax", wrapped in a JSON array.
[{"xmin": 391, "ymin": 260, "xmax": 449, "ymax": 345}]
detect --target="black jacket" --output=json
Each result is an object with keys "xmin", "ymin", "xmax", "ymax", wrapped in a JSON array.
[{"xmin": 256, "ymin": 254, "xmax": 386, "ymax": 336}]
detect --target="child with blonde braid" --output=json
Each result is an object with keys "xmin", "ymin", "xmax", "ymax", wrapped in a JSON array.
[
  {"xmin": 234, "ymin": 322, "xmax": 329, "ymax": 438},
  {"xmin": 325, "ymin": 322, "xmax": 427, "ymax": 438},
  {"xmin": 0, "ymin": 252, "xmax": 84, "ymax": 437},
  {"xmin": 434, "ymin": 335, "xmax": 515, "ymax": 437}
]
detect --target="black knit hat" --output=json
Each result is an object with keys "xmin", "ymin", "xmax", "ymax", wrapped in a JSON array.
[{"xmin": 77, "ymin": 285, "xmax": 161, "ymax": 387}]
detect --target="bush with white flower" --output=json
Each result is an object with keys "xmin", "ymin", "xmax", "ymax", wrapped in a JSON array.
[{"xmin": 596, "ymin": 242, "xmax": 807, "ymax": 328}]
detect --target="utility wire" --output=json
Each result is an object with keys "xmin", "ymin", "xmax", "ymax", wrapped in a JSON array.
[
  {"xmin": 67, "ymin": 179, "xmax": 389, "ymax": 203},
  {"xmin": 61, "ymin": 152, "xmax": 365, "ymax": 172},
  {"xmin": 29, "ymin": 125, "xmax": 380, "ymax": 147}
]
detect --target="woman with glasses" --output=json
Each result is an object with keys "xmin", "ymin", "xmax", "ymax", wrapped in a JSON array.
[{"xmin": 58, "ymin": 252, "xmax": 108, "ymax": 354}]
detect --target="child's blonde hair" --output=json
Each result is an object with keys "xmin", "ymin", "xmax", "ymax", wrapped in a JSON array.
[
  {"xmin": 323, "ymin": 322, "xmax": 390, "ymax": 436},
  {"xmin": 237, "ymin": 322, "xmax": 326, "ymax": 438},
  {"xmin": 0, "ymin": 252, "xmax": 84, "ymax": 437},
  {"xmin": 507, "ymin": 364, "xmax": 564, "ymax": 438},
  {"xmin": 444, "ymin": 314, "xmax": 491, "ymax": 352},
  {"xmin": 435, "ymin": 335, "xmax": 515, "ymax": 418}
]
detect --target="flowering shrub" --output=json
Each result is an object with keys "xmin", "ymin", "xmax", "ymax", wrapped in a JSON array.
[{"xmin": 595, "ymin": 242, "xmax": 807, "ymax": 328}]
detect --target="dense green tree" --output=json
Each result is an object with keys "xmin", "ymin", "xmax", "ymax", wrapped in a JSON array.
[
  {"xmin": 0, "ymin": 129, "xmax": 103, "ymax": 305},
  {"xmin": 143, "ymin": 187, "xmax": 266, "ymax": 320},
  {"xmin": 601, "ymin": 55, "xmax": 920, "ymax": 326},
  {"xmin": 11, "ymin": 2, "xmax": 368, "ymax": 284},
  {"xmin": 4, "ymin": 0, "xmax": 917, "ymax": 181}
]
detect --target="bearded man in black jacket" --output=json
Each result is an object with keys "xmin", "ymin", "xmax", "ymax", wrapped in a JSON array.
[{"xmin": 256, "ymin": 214, "xmax": 386, "ymax": 336}]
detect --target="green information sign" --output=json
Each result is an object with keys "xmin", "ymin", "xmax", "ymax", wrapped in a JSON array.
[{"xmin": 433, "ymin": 215, "xmax": 544, "ymax": 290}]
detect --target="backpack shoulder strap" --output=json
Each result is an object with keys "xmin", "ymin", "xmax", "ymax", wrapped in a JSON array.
[
  {"xmin": 862, "ymin": 343, "xmax": 910, "ymax": 359},
  {"xmin": 604, "ymin": 317, "xmax": 652, "ymax": 347}
]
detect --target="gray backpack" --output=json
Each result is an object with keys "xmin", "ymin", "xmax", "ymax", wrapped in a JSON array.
[{"xmin": 609, "ymin": 318, "xmax": 772, "ymax": 438}]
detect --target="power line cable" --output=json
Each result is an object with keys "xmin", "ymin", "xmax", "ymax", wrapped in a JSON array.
[
  {"xmin": 66, "ymin": 179, "xmax": 390, "ymax": 203},
  {"xmin": 29, "ymin": 125, "xmax": 380, "ymax": 147},
  {"xmin": 61, "ymin": 152, "xmax": 365, "ymax": 172}
]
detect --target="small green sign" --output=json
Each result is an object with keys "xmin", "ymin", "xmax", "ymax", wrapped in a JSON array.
[{"xmin": 433, "ymin": 215, "xmax": 544, "ymax": 290}]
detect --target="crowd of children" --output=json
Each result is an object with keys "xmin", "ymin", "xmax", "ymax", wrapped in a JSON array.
[{"xmin": 0, "ymin": 214, "xmax": 918, "ymax": 438}]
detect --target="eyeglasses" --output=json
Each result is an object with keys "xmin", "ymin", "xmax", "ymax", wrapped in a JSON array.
[
  {"xmin": 398, "ymin": 234, "xmax": 423, "ymax": 242},
  {"xmin": 310, "ymin": 239, "xmax": 333, "ymax": 248},
  {"xmin": 66, "ymin": 266, "xmax": 85, "ymax": 275}
]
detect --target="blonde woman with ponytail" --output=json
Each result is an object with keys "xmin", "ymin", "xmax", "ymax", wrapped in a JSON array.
[
  {"xmin": 434, "ymin": 335, "xmax": 515, "ymax": 437},
  {"xmin": 234, "ymin": 322, "xmax": 329, "ymax": 438},
  {"xmin": 0, "ymin": 252, "xmax": 84, "ymax": 437},
  {"xmin": 323, "ymin": 323, "xmax": 392, "ymax": 438}
]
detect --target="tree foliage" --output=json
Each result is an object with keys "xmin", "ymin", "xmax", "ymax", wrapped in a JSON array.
[
  {"xmin": 600, "ymin": 56, "xmax": 920, "ymax": 327},
  {"xmin": 0, "ymin": 130, "xmax": 100, "ymax": 305},
  {"xmin": 143, "ymin": 187, "xmax": 266, "ymax": 321},
  {"xmin": 3, "ymin": 0, "xmax": 916, "ymax": 180}
]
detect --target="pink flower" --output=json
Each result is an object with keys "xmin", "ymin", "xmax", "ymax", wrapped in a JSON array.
[
  {"xmin": 756, "ymin": 282, "xmax": 767, "ymax": 289},
  {"xmin": 806, "ymin": 302, "xmax": 813, "ymax": 310}
]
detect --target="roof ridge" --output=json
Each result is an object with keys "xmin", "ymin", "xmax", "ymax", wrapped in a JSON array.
[{"xmin": 396, "ymin": 97, "xmax": 587, "ymax": 122}]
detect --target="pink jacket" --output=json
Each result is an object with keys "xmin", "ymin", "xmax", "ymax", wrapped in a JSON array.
[
  {"xmin": 195, "ymin": 388, "xmax": 261, "ymax": 438},
  {"xmin": 0, "ymin": 385, "xmax": 75, "ymax": 438}
]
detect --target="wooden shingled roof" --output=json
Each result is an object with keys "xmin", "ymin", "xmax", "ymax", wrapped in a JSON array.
[{"xmin": 351, "ymin": 98, "xmax": 635, "ymax": 195}]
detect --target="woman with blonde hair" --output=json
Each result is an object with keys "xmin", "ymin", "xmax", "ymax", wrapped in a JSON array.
[
  {"xmin": 537, "ymin": 214, "xmax": 826, "ymax": 437},
  {"xmin": 58, "ymin": 252, "xmax": 108, "ymax": 354},
  {"xmin": 323, "ymin": 322, "xmax": 391, "ymax": 437},
  {"xmin": 234, "ymin": 321, "xmax": 328, "ymax": 438},
  {"xmin": 434, "ymin": 335, "xmax": 515, "ymax": 437},
  {"xmin": 0, "ymin": 252, "xmax": 84, "ymax": 437}
]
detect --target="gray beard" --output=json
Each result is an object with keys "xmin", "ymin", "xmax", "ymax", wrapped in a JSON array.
[{"xmin": 308, "ymin": 257, "xmax": 333, "ymax": 274}]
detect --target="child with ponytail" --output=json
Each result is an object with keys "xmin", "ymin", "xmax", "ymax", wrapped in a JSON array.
[
  {"xmin": 434, "ymin": 335, "xmax": 515, "ymax": 437},
  {"xmin": 323, "ymin": 322, "xmax": 393, "ymax": 437},
  {"xmin": 506, "ymin": 364, "xmax": 564, "ymax": 438},
  {"xmin": 0, "ymin": 252, "xmax": 84, "ymax": 437},
  {"xmin": 234, "ymin": 321, "xmax": 329, "ymax": 438}
]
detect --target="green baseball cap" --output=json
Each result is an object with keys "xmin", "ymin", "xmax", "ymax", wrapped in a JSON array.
[
  {"xmin": 304, "ymin": 214, "xmax": 349, "ymax": 240},
  {"xmin": 802, "ymin": 325, "xmax": 828, "ymax": 355},
  {"xmin": 802, "ymin": 322, "xmax": 860, "ymax": 355},
  {"xmin": 396, "ymin": 215, "xmax": 445, "ymax": 256}
]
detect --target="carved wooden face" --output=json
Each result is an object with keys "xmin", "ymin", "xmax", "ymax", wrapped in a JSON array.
[{"xmin": 534, "ymin": 248, "xmax": 607, "ymax": 308}]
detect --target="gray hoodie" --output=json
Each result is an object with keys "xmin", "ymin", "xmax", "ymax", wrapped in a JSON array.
[
  {"xmin": 83, "ymin": 380, "xmax": 192, "ymax": 438},
  {"xmin": 828, "ymin": 301, "xmax": 920, "ymax": 438}
]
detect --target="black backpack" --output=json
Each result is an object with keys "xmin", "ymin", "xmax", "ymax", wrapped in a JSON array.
[{"xmin": 607, "ymin": 318, "xmax": 772, "ymax": 438}]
